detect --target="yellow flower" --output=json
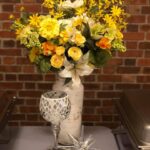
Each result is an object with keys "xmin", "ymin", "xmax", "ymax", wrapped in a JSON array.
[
  {"xmin": 9, "ymin": 14, "xmax": 14, "ymax": 19},
  {"xmin": 29, "ymin": 14, "xmax": 41, "ymax": 27},
  {"xmin": 43, "ymin": 0, "xmax": 54, "ymax": 9},
  {"xmin": 111, "ymin": 6, "xmax": 122, "ymax": 17},
  {"xmin": 20, "ymin": 6, "xmax": 25, "ymax": 12},
  {"xmin": 56, "ymin": 46, "xmax": 65, "ymax": 55},
  {"xmin": 68, "ymin": 47, "xmax": 83, "ymax": 61},
  {"xmin": 72, "ymin": 17, "xmax": 83, "ymax": 27},
  {"xmin": 76, "ymin": 7, "xmax": 85, "ymax": 16},
  {"xmin": 39, "ymin": 17, "xmax": 60, "ymax": 40},
  {"xmin": 72, "ymin": 32, "xmax": 86, "ymax": 46},
  {"xmin": 60, "ymin": 30, "xmax": 70, "ymax": 43},
  {"xmin": 116, "ymin": 30, "xmax": 123, "ymax": 39},
  {"xmin": 50, "ymin": 54, "xmax": 64, "ymax": 68},
  {"xmin": 29, "ymin": 47, "xmax": 40, "ymax": 63}
]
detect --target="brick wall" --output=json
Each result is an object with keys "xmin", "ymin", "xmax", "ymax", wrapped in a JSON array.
[{"xmin": 0, "ymin": 0, "xmax": 150, "ymax": 128}]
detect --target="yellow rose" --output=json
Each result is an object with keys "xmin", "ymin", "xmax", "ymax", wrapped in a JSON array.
[
  {"xmin": 73, "ymin": 32, "xmax": 86, "ymax": 46},
  {"xmin": 56, "ymin": 46, "xmax": 65, "ymax": 55},
  {"xmin": 68, "ymin": 47, "xmax": 83, "ymax": 61},
  {"xmin": 50, "ymin": 54, "xmax": 64, "ymax": 68}
]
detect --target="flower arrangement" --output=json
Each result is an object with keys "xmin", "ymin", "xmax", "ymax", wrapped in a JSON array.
[{"xmin": 11, "ymin": 0, "xmax": 128, "ymax": 85}]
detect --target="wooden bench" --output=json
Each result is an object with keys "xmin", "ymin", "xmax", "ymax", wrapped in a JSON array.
[{"xmin": 0, "ymin": 91, "xmax": 16, "ymax": 143}]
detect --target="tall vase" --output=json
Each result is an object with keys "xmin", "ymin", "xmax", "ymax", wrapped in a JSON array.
[{"xmin": 52, "ymin": 76, "xmax": 84, "ymax": 145}]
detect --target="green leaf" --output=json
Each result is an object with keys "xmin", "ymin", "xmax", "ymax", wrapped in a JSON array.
[
  {"xmin": 90, "ymin": 6, "xmax": 99, "ymax": 14},
  {"xmin": 63, "ymin": 8, "xmax": 75, "ymax": 18},
  {"xmin": 82, "ymin": 23, "xmax": 91, "ymax": 38},
  {"xmin": 20, "ymin": 12, "xmax": 30, "ymax": 24},
  {"xmin": 38, "ymin": 58, "xmax": 51, "ymax": 73},
  {"xmin": 89, "ymin": 49, "xmax": 112, "ymax": 67}
]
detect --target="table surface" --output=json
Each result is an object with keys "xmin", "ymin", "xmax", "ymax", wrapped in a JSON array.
[{"xmin": 0, "ymin": 126, "xmax": 119, "ymax": 150}]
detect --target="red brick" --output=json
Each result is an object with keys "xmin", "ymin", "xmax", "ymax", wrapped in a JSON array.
[
  {"xmin": 103, "ymin": 66, "xmax": 116, "ymax": 74},
  {"xmin": 0, "ymin": 49, "xmax": 21, "ymax": 56},
  {"xmin": 116, "ymin": 83, "xmax": 141, "ymax": 90},
  {"xmin": 83, "ymin": 107, "xmax": 95, "ymax": 114},
  {"xmin": 124, "ymin": 59, "xmax": 136, "ymax": 66},
  {"xmin": 37, "ymin": 83, "xmax": 52, "ymax": 90},
  {"xmin": 84, "ymin": 100, "xmax": 101, "ymax": 107},
  {"xmin": 143, "ymin": 67, "xmax": 150, "ymax": 73},
  {"xmin": 22, "ymin": 66, "xmax": 35, "ymax": 73},
  {"xmin": 142, "ymin": 6, "xmax": 150, "ymax": 14},
  {"xmin": 107, "ymin": 58, "xmax": 123, "ymax": 66},
  {"xmin": 3, "ymin": 57, "xmax": 16, "ymax": 65},
  {"xmin": 0, "ymin": 75, "xmax": 3, "ymax": 81},
  {"xmin": 121, "ymin": 74, "xmax": 136, "ymax": 83},
  {"xmin": 84, "ymin": 75, "xmax": 96, "ymax": 82},
  {"xmin": 119, "ymin": 50, "xmax": 143, "ymax": 57},
  {"xmin": 96, "ymin": 107, "xmax": 114, "ymax": 114},
  {"xmin": 2, "ymin": 22, "xmax": 12, "ymax": 30},
  {"xmin": 3, "ymin": 40, "xmax": 15, "ymax": 48},
  {"xmin": 127, "ymin": 5, "xmax": 141, "ymax": 14},
  {"xmin": 26, "ymin": 99, "xmax": 38, "ymax": 105},
  {"xmin": 27, "ymin": 114, "xmax": 38, "ymax": 121},
  {"xmin": 138, "ymin": 59, "xmax": 150, "ymax": 66},
  {"xmin": 16, "ymin": 57, "xmax": 30, "ymax": 65},
  {"xmin": 20, "ymin": 106, "xmax": 39, "ymax": 113},
  {"xmin": 84, "ymin": 91, "xmax": 96, "ymax": 99},
  {"xmin": 19, "ymin": 74, "xmax": 43, "ymax": 81},
  {"xmin": 83, "ymin": 115, "xmax": 100, "ymax": 122},
  {"xmin": 126, "ymin": 42, "xmax": 138, "ymax": 49},
  {"xmin": 124, "ymin": 32, "xmax": 144, "ymax": 40},
  {"xmin": 128, "ymin": 16, "xmax": 146, "ymax": 23},
  {"xmin": 146, "ymin": 33, "xmax": 150, "ymax": 40},
  {"xmin": 84, "ymin": 83, "xmax": 100, "ymax": 90},
  {"xmin": 127, "ymin": 24, "xmax": 138, "ymax": 32},
  {"xmin": 2, "ymin": 4, "xmax": 14, "ymax": 12},
  {"xmin": 102, "ymin": 100, "xmax": 114, "ymax": 106},
  {"xmin": 44, "ymin": 74, "xmax": 56, "ymax": 81},
  {"xmin": 137, "ymin": 76, "xmax": 150, "ymax": 83},
  {"xmin": 117, "ymin": 67, "xmax": 140, "ymax": 74},
  {"xmin": 0, "ymin": 0, "xmax": 21, "ymax": 2},
  {"xmin": 11, "ymin": 114, "xmax": 26, "ymax": 120},
  {"xmin": 128, "ymin": 0, "xmax": 147, "ymax": 5},
  {"xmin": 148, "ymin": 16, "xmax": 150, "ymax": 23},
  {"xmin": 19, "ymin": 91, "xmax": 42, "ymax": 98},
  {"xmin": 0, "ymin": 31, "xmax": 15, "ymax": 38},
  {"xmin": 139, "ymin": 42, "xmax": 150, "ymax": 49},
  {"xmin": 25, "ymin": 83, "xmax": 36, "ymax": 89},
  {"xmin": 97, "ymin": 75, "xmax": 121, "ymax": 82},
  {"xmin": 0, "ymin": 82, "xmax": 23, "ymax": 89},
  {"xmin": 140, "ymin": 25, "xmax": 150, "ymax": 32},
  {"xmin": 15, "ymin": 4, "xmax": 41, "ymax": 13},
  {"xmin": 22, "ymin": 0, "xmax": 36, "ymax": 2},
  {"xmin": 0, "ymin": 66, "xmax": 21, "ymax": 72},
  {"xmin": 102, "ymin": 83, "xmax": 114, "ymax": 90},
  {"xmin": 97, "ymin": 92, "xmax": 121, "ymax": 98}
]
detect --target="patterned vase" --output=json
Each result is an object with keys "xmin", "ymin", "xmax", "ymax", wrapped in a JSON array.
[{"xmin": 52, "ymin": 77, "xmax": 84, "ymax": 145}]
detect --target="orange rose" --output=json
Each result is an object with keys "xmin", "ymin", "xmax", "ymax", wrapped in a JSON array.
[
  {"xmin": 96, "ymin": 37, "xmax": 111, "ymax": 49},
  {"xmin": 42, "ymin": 42, "xmax": 56, "ymax": 56}
]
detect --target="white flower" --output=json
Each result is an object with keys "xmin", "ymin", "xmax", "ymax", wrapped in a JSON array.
[
  {"xmin": 59, "ymin": 52, "xmax": 94, "ymax": 86},
  {"xmin": 60, "ymin": 0, "xmax": 84, "ymax": 9}
]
